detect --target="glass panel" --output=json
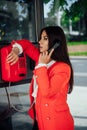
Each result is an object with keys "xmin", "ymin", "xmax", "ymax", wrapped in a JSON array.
[
  {"xmin": 0, "ymin": 0, "xmax": 36, "ymax": 43},
  {"xmin": 0, "ymin": 0, "xmax": 36, "ymax": 83},
  {"xmin": 43, "ymin": 0, "xmax": 87, "ymax": 55},
  {"xmin": 43, "ymin": 0, "xmax": 59, "ymax": 26}
]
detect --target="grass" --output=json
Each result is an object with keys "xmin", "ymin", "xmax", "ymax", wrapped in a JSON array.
[
  {"xmin": 69, "ymin": 52, "xmax": 87, "ymax": 56},
  {"xmin": 68, "ymin": 41, "xmax": 87, "ymax": 56},
  {"xmin": 67, "ymin": 41, "xmax": 87, "ymax": 46}
]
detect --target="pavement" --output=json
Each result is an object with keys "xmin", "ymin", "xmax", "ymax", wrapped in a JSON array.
[
  {"xmin": 70, "ymin": 55, "xmax": 87, "ymax": 60},
  {"xmin": 0, "ymin": 83, "xmax": 87, "ymax": 130}
]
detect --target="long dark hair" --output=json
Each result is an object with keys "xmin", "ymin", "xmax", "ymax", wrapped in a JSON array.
[{"xmin": 40, "ymin": 26, "xmax": 74, "ymax": 93}]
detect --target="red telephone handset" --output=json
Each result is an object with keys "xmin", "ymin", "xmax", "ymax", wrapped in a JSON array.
[{"xmin": 1, "ymin": 45, "xmax": 27, "ymax": 82}]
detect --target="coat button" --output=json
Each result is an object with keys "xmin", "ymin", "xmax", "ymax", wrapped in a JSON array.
[
  {"xmin": 45, "ymin": 103, "xmax": 49, "ymax": 107},
  {"xmin": 35, "ymin": 75, "xmax": 38, "ymax": 78},
  {"xmin": 46, "ymin": 117, "xmax": 50, "ymax": 120}
]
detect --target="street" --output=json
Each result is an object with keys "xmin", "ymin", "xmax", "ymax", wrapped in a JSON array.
[
  {"xmin": 68, "ymin": 57, "xmax": 87, "ymax": 130},
  {"xmin": 71, "ymin": 57, "xmax": 87, "ymax": 87}
]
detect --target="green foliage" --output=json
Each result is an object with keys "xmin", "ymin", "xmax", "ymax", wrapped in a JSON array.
[
  {"xmin": 67, "ymin": 41, "xmax": 87, "ymax": 46},
  {"xmin": 43, "ymin": 0, "xmax": 67, "ymax": 5},
  {"xmin": 44, "ymin": 0, "xmax": 87, "ymax": 22},
  {"xmin": 65, "ymin": 0, "xmax": 87, "ymax": 20},
  {"xmin": 74, "ymin": 17, "xmax": 80, "ymax": 22},
  {"xmin": 69, "ymin": 52, "xmax": 87, "ymax": 56},
  {"xmin": 61, "ymin": 12, "xmax": 69, "ymax": 27},
  {"xmin": 44, "ymin": 0, "xmax": 87, "ymax": 38},
  {"xmin": 44, "ymin": 0, "xmax": 67, "ymax": 15}
]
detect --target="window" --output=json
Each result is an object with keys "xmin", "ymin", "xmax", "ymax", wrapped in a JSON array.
[{"xmin": 0, "ymin": 0, "xmax": 36, "ymax": 43}]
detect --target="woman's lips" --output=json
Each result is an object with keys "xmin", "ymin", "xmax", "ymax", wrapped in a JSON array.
[{"xmin": 40, "ymin": 46, "xmax": 43, "ymax": 49}]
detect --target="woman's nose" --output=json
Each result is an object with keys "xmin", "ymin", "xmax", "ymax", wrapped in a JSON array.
[{"xmin": 38, "ymin": 40, "xmax": 41, "ymax": 45}]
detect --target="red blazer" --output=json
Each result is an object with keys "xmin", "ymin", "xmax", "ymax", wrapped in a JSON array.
[{"xmin": 12, "ymin": 39, "xmax": 74, "ymax": 130}]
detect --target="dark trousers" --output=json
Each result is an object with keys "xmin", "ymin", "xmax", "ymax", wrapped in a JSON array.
[
  {"xmin": 32, "ymin": 119, "xmax": 38, "ymax": 130},
  {"xmin": 32, "ymin": 104, "xmax": 39, "ymax": 130}
]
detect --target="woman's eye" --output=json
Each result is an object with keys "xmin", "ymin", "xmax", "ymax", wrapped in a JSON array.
[{"xmin": 44, "ymin": 37, "xmax": 48, "ymax": 40}]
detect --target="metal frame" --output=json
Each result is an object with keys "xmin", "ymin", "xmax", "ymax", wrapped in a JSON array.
[{"xmin": 34, "ymin": 0, "xmax": 44, "ymax": 41}]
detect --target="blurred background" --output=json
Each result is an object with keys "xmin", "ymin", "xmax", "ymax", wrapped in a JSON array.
[{"xmin": 0, "ymin": 0, "xmax": 87, "ymax": 130}]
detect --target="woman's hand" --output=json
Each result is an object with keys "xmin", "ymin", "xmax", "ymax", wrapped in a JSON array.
[
  {"xmin": 38, "ymin": 49, "xmax": 54, "ymax": 64},
  {"xmin": 6, "ymin": 47, "xmax": 19, "ymax": 65}
]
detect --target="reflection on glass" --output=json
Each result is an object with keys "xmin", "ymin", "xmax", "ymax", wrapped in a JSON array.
[{"xmin": 0, "ymin": 0, "xmax": 36, "ymax": 42}]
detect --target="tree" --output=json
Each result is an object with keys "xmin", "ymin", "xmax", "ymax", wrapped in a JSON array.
[
  {"xmin": 44, "ymin": 0, "xmax": 87, "ymax": 40},
  {"xmin": 44, "ymin": 0, "xmax": 67, "ymax": 15},
  {"xmin": 63, "ymin": 0, "xmax": 87, "ymax": 38},
  {"xmin": 44, "ymin": 0, "xmax": 68, "ymax": 26}
]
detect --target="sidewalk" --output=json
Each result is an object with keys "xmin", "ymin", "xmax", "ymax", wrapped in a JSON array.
[
  {"xmin": 70, "ymin": 56, "xmax": 87, "ymax": 59},
  {"xmin": 68, "ymin": 86, "xmax": 87, "ymax": 130},
  {"xmin": 68, "ymin": 44, "xmax": 87, "ymax": 53}
]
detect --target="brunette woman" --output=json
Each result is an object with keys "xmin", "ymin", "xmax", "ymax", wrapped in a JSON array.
[{"xmin": 7, "ymin": 26, "xmax": 74, "ymax": 130}]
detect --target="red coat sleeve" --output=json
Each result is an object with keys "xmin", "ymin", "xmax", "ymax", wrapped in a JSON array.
[{"xmin": 11, "ymin": 39, "xmax": 39, "ymax": 63}]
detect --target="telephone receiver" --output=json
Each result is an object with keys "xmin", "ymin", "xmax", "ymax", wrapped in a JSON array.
[
  {"xmin": 48, "ymin": 40, "xmax": 61, "ymax": 53},
  {"xmin": 1, "ymin": 45, "xmax": 27, "ymax": 82}
]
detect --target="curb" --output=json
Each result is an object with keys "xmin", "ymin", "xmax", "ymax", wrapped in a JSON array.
[{"xmin": 70, "ymin": 56, "xmax": 87, "ymax": 59}]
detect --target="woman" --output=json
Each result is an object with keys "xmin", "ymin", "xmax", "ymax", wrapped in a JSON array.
[{"xmin": 7, "ymin": 26, "xmax": 74, "ymax": 130}]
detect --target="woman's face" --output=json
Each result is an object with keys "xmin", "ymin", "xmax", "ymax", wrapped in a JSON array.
[{"xmin": 39, "ymin": 30, "xmax": 49, "ymax": 53}]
